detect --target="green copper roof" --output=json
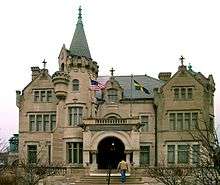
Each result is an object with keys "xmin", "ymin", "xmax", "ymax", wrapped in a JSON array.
[{"xmin": 69, "ymin": 6, "xmax": 92, "ymax": 59}]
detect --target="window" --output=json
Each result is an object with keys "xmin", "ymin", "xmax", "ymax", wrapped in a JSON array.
[
  {"xmin": 68, "ymin": 107, "xmax": 83, "ymax": 126},
  {"xmin": 67, "ymin": 142, "xmax": 83, "ymax": 164},
  {"xmin": 191, "ymin": 113, "xmax": 198, "ymax": 129},
  {"xmin": 167, "ymin": 144, "xmax": 199, "ymax": 165},
  {"xmin": 169, "ymin": 112, "xmax": 198, "ymax": 131},
  {"xmin": 177, "ymin": 113, "xmax": 183, "ymax": 131},
  {"xmin": 29, "ymin": 113, "xmax": 56, "ymax": 132},
  {"xmin": 108, "ymin": 89, "xmax": 118, "ymax": 102},
  {"xmin": 169, "ymin": 113, "xmax": 176, "ymax": 130},
  {"xmin": 184, "ymin": 113, "xmax": 190, "ymax": 130},
  {"xmin": 187, "ymin": 88, "xmax": 193, "ymax": 99},
  {"xmin": 140, "ymin": 146, "xmax": 150, "ymax": 166},
  {"xmin": 174, "ymin": 88, "xmax": 179, "ymax": 99},
  {"xmin": 167, "ymin": 145, "xmax": 175, "ymax": 164},
  {"xmin": 181, "ymin": 88, "xmax": 186, "ymax": 99},
  {"xmin": 43, "ymin": 115, "xmax": 50, "ymax": 132},
  {"xmin": 47, "ymin": 91, "xmax": 52, "ymax": 102},
  {"xmin": 34, "ymin": 90, "xmax": 53, "ymax": 102},
  {"xmin": 192, "ymin": 145, "xmax": 200, "ymax": 164},
  {"xmin": 28, "ymin": 145, "xmax": 37, "ymax": 163},
  {"xmin": 177, "ymin": 145, "xmax": 189, "ymax": 164},
  {"xmin": 173, "ymin": 87, "xmax": 193, "ymax": 100},
  {"xmin": 72, "ymin": 79, "xmax": 79, "ymax": 91},
  {"xmin": 51, "ymin": 115, "xmax": 56, "ymax": 130},
  {"xmin": 140, "ymin": 116, "xmax": 149, "ymax": 132},
  {"xmin": 29, "ymin": 115, "xmax": 35, "ymax": 131},
  {"xmin": 34, "ymin": 91, "xmax": 40, "ymax": 102},
  {"xmin": 40, "ymin": 91, "xmax": 46, "ymax": 102},
  {"xmin": 36, "ymin": 115, "xmax": 43, "ymax": 131}
]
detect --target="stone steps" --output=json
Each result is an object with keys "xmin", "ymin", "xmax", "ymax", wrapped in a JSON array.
[{"xmin": 74, "ymin": 174, "xmax": 144, "ymax": 185}]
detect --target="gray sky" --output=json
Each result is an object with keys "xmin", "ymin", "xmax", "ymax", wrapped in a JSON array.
[{"xmin": 0, "ymin": 0, "xmax": 219, "ymax": 140}]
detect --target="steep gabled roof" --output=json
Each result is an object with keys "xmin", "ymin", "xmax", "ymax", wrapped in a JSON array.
[
  {"xmin": 69, "ymin": 6, "xmax": 91, "ymax": 59},
  {"xmin": 96, "ymin": 75, "xmax": 164, "ymax": 99}
]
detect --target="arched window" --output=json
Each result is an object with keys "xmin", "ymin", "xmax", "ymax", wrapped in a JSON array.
[
  {"xmin": 108, "ymin": 89, "xmax": 118, "ymax": 102},
  {"xmin": 72, "ymin": 79, "xmax": 79, "ymax": 91}
]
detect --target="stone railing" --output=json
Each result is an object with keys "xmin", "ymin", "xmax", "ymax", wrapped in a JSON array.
[{"xmin": 84, "ymin": 118, "xmax": 139, "ymax": 125}]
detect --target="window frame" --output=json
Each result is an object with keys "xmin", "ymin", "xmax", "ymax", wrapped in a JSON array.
[
  {"xmin": 72, "ymin": 79, "xmax": 80, "ymax": 91},
  {"xmin": 107, "ymin": 88, "xmax": 118, "ymax": 102},
  {"xmin": 68, "ymin": 107, "xmax": 83, "ymax": 126},
  {"xmin": 140, "ymin": 145, "xmax": 150, "ymax": 166},
  {"xmin": 67, "ymin": 142, "xmax": 83, "ymax": 164}
]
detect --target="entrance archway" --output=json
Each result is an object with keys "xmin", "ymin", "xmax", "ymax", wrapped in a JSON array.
[{"xmin": 97, "ymin": 137, "xmax": 125, "ymax": 169}]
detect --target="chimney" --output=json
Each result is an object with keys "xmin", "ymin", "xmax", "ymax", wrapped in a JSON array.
[
  {"xmin": 31, "ymin": 67, "xmax": 40, "ymax": 80},
  {"xmin": 158, "ymin": 72, "xmax": 172, "ymax": 82}
]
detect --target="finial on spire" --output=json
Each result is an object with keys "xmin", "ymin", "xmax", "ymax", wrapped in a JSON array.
[
  {"xmin": 78, "ymin": 6, "xmax": 82, "ymax": 20},
  {"xmin": 42, "ymin": 59, "xmax": 47, "ymax": 69},
  {"xmin": 179, "ymin": 55, "xmax": 185, "ymax": 66},
  {"xmin": 110, "ymin": 67, "xmax": 115, "ymax": 77}
]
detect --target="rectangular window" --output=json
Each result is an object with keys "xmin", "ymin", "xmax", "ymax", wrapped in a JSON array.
[
  {"xmin": 192, "ymin": 145, "xmax": 200, "ymax": 164},
  {"xmin": 187, "ymin": 88, "xmax": 193, "ymax": 99},
  {"xmin": 29, "ymin": 115, "xmax": 35, "ymax": 131},
  {"xmin": 28, "ymin": 145, "xmax": 37, "ymax": 164},
  {"xmin": 191, "ymin": 113, "xmax": 198, "ymax": 130},
  {"xmin": 69, "ymin": 107, "xmax": 83, "ymax": 126},
  {"xmin": 167, "ymin": 145, "xmax": 175, "ymax": 164},
  {"xmin": 34, "ymin": 91, "xmax": 40, "ymax": 102},
  {"xmin": 40, "ymin": 91, "xmax": 46, "ymax": 102},
  {"xmin": 174, "ymin": 88, "xmax": 179, "ymax": 99},
  {"xmin": 36, "ymin": 115, "xmax": 43, "ymax": 131},
  {"xmin": 47, "ymin": 90, "xmax": 52, "ymax": 102},
  {"xmin": 177, "ymin": 113, "xmax": 183, "ymax": 131},
  {"xmin": 177, "ymin": 145, "xmax": 189, "ymax": 164},
  {"xmin": 140, "ymin": 116, "xmax": 149, "ymax": 132},
  {"xmin": 50, "ymin": 114, "xmax": 56, "ymax": 131},
  {"xmin": 183, "ymin": 113, "xmax": 190, "ymax": 130},
  {"xmin": 140, "ymin": 146, "xmax": 150, "ymax": 166},
  {"xmin": 67, "ymin": 142, "xmax": 83, "ymax": 164},
  {"xmin": 181, "ymin": 88, "xmax": 186, "ymax": 99},
  {"xmin": 169, "ymin": 113, "xmax": 176, "ymax": 130},
  {"xmin": 43, "ymin": 115, "xmax": 50, "ymax": 131}
]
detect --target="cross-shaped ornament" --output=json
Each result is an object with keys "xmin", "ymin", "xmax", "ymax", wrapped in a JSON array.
[
  {"xmin": 42, "ymin": 59, "xmax": 47, "ymax": 69},
  {"xmin": 179, "ymin": 55, "xmax": 185, "ymax": 66},
  {"xmin": 110, "ymin": 67, "xmax": 115, "ymax": 77}
]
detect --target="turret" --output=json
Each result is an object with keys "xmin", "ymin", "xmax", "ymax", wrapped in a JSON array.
[{"xmin": 52, "ymin": 71, "xmax": 70, "ymax": 99}]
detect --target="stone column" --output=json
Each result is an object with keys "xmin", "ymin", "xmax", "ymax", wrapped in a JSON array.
[
  {"xmin": 90, "ymin": 150, "xmax": 97, "ymax": 171},
  {"xmin": 124, "ymin": 150, "xmax": 131, "ymax": 164}
]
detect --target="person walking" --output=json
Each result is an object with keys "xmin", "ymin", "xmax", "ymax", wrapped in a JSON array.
[{"xmin": 117, "ymin": 159, "xmax": 129, "ymax": 184}]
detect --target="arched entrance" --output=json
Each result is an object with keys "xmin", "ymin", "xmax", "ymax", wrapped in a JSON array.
[{"xmin": 97, "ymin": 137, "xmax": 125, "ymax": 169}]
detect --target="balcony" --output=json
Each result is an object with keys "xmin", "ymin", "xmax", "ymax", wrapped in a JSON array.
[{"xmin": 82, "ymin": 118, "xmax": 140, "ymax": 131}]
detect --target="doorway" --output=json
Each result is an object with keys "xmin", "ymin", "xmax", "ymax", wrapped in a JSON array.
[{"xmin": 97, "ymin": 137, "xmax": 125, "ymax": 169}]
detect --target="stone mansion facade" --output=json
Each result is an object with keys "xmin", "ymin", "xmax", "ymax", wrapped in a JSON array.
[{"xmin": 16, "ymin": 7, "xmax": 215, "ymax": 171}]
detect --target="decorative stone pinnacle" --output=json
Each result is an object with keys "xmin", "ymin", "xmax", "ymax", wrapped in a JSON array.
[{"xmin": 179, "ymin": 55, "xmax": 185, "ymax": 66}]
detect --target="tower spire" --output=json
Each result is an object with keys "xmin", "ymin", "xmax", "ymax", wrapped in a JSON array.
[{"xmin": 69, "ymin": 6, "xmax": 92, "ymax": 59}]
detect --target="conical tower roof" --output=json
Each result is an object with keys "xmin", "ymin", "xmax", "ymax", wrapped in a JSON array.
[{"xmin": 69, "ymin": 6, "xmax": 92, "ymax": 59}]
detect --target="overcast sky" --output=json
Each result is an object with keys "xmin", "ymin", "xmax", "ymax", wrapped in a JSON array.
[{"xmin": 0, "ymin": 0, "xmax": 219, "ymax": 141}]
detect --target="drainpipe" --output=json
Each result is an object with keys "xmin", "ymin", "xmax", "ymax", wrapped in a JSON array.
[{"xmin": 153, "ymin": 104, "xmax": 158, "ymax": 166}]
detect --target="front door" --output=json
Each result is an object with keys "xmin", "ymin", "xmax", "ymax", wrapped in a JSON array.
[{"xmin": 97, "ymin": 137, "xmax": 125, "ymax": 169}]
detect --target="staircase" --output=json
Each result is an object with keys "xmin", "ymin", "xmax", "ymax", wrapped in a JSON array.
[{"xmin": 74, "ymin": 170, "xmax": 144, "ymax": 185}]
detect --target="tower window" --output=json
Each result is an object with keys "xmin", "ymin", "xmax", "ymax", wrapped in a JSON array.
[
  {"xmin": 72, "ymin": 79, "xmax": 79, "ymax": 91},
  {"xmin": 68, "ymin": 107, "xmax": 83, "ymax": 126},
  {"xmin": 108, "ymin": 89, "xmax": 118, "ymax": 102}
]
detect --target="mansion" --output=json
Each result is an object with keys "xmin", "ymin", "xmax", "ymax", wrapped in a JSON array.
[{"xmin": 16, "ymin": 7, "xmax": 215, "ymax": 172}]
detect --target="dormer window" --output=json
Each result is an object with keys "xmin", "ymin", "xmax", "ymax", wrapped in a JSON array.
[
  {"xmin": 108, "ymin": 89, "xmax": 118, "ymax": 102},
  {"xmin": 72, "ymin": 79, "xmax": 79, "ymax": 91}
]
